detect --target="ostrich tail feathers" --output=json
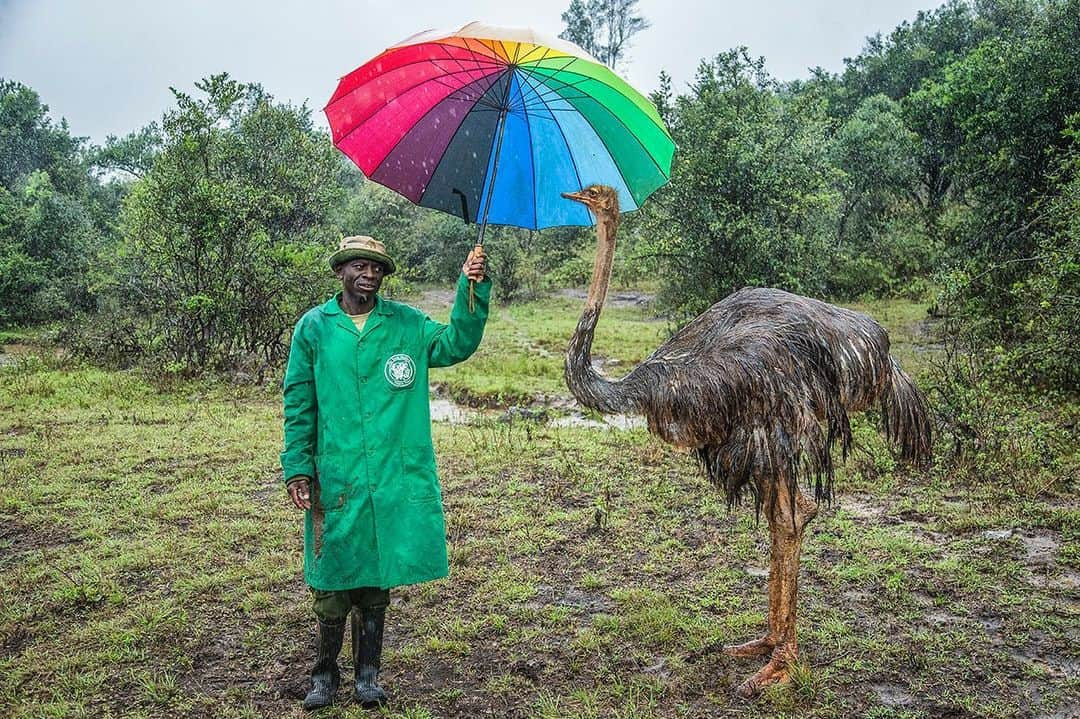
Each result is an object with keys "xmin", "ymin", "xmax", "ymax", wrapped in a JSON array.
[{"xmin": 881, "ymin": 358, "xmax": 933, "ymax": 467}]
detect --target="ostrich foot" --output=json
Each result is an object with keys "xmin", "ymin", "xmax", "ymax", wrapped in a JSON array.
[
  {"xmin": 722, "ymin": 635, "xmax": 776, "ymax": 658},
  {"xmin": 734, "ymin": 644, "xmax": 797, "ymax": 698}
]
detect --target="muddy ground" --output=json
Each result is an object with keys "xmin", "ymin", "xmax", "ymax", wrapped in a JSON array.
[{"xmin": 0, "ymin": 293, "xmax": 1076, "ymax": 718}]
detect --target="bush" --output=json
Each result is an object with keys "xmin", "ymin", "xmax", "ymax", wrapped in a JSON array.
[
  {"xmin": 929, "ymin": 327, "xmax": 1077, "ymax": 495},
  {"xmin": 84, "ymin": 75, "xmax": 344, "ymax": 378},
  {"xmin": 0, "ymin": 81, "xmax": 108, "ymax": 327},
  {"xmin": 934, "ymin": 117, "xmax": 1080, "ymax": 391},
  {"xmin": 639, "ymin": 50, "xmax": 840, "ymax": 321}
]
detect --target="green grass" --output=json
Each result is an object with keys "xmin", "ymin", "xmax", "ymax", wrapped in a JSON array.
[
  {"xmin": 414, "ymin": 291, "xmax": 934, "ymax": 406},
  {"xmin": 0, "ymin": 292, "xmax": 1076, "ymax": 718},
  {"xmin": 845, "ymin": 297, "xmax": 934, "ymax": 378},
  {"xmin": 412, "ymin": 291, "xmax": 668, "ymax": 403}
]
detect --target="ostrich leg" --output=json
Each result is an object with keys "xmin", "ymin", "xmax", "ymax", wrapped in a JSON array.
[{"xmin": 725, "ymin": 482, "xmax": 818, "ymax": 697}]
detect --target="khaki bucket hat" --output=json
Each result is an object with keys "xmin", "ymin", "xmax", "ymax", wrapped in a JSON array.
[{"xmin": 328, "ymin": 235, "xmax": 397, "ymax": 274}]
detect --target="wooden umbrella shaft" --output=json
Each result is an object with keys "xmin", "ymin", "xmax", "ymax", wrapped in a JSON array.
[{"xmin": 470, "ymin": 106, "xmax": 509, "ymax": 311}]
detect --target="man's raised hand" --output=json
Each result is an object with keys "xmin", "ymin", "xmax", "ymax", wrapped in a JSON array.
[{"xmin": 463, "ymin": 247, "xmax": 486, "ymax": 282}]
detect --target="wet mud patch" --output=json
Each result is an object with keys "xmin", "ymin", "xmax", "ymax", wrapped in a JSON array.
[
  {"xmin": 550, "ymin": 410, "xmax": 646, "ymax": 430},
  {"xmin": 834, "ymin": 493, "xmax": 886, "ymax": 520},
  {"xmin": 871, "ymin": 681, "xmax": 914, "ymax": 707},
  {"xmin": 1, "ymin": 625, "xmax": 30, "ymax": 658},
  {"xmin": 1017, "ymin": 530, "xmax": 1061, "ymax": 566},
  {"xmin": 555, "ymin": 288, "xmax": 657, "ymax": 309},
  {"xmin": 250, "ymin": 469, "xmax": 284, "ymax": 503},
  {"xmin": 981, "ymin": 527, "xmax": 1071, "ymax": 580},
  {"xmin": 530, "ymin": 583, "xmax": 614, "ymax": 614},
  {"xmin": 0, "ymin": 446, "xmax": 27, "ymax": 461},
  {"xmin": 0, "ymin": 517, "xmax": 77, "ymax": 556}
]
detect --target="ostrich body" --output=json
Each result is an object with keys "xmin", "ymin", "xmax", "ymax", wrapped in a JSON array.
[{"xmin": 562, "ymin": 185, "xmax": 932, "ymax": 697}]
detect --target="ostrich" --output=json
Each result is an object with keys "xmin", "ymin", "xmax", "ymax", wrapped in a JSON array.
[{"xmin": 561, "ymin": 185, "xmax": 932, "ymax": 697}]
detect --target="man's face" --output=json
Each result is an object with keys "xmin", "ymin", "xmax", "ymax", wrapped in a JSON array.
[{"xmin": 336, "ymin": 258, "xmax": 386, "ymax": 301}]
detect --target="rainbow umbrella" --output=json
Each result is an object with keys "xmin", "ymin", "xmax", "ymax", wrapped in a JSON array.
[{"xmin": 324, "ymin": 21, "xmax": 675, "ymax": 236}]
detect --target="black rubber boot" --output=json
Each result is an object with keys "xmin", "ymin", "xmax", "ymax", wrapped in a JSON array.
[
  {"xmin": 303, "ymin": 617, "xmax": 345, "ymax": 710},
  {"xmin": 352, "ymin": 607, "xmax": 388, "ymax": 708}
]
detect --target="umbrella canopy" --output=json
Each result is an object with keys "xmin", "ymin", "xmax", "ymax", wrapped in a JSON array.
[{"xmin": 325, "ymin": 21, "xmax": 675, "ymax": 230}]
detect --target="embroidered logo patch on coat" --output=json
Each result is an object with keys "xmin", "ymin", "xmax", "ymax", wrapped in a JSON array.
[{"xmin": 384, "ymin": 353, "xmax": 416, "ymax": 388}]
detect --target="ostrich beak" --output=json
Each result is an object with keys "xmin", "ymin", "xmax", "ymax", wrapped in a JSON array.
[{"xmin": 561, "ymin": 190, "xmax": 586, "ymax": 203}]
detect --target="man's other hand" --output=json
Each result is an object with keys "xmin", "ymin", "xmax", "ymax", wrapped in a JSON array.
[
  {"xmin": 287, "ymin": 477, "xmax": 311, "ymax": 510},
  {"xmin": 463, "ymin": 247, "xmax": 486, "ymax": 282}
]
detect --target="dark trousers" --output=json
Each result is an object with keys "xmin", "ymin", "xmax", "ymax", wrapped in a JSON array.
[{"xmin": 310, "ymin": 586, "xmax": 389, "ymax": 621}]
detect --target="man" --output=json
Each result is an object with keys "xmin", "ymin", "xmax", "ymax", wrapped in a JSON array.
[{"xmin": 280, "ymin": 235, "xmax": 489, "ymax": 710}]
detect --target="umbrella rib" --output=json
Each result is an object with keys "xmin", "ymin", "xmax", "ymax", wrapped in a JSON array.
[
  {"xmin": 514, "ymin": 67, "xmax": 588, "ymax": 221},
  {"xmin": 434, "ymin": 38, "xmax": 506, "ymax": 93},
  {"xmin": 516, "ymin": 63, "xmax": 650, "ymax": 208},
  {"xmin": 512, "ymin": 63, "xmax": 598, "ymax": 111},
  {"xmin": 500, "ymin": 39, "xmax": 515, "ymax": 64},
  {"xmin": 507, "ymin": 45, "xmax": 589, "ymax": 115},
  {"xmin": 325, "ymin": 51, "xmax": 504, "ymax": 109},
  {"xmin": 376, "ymin": 72, "xmax": 505, "ymax": 186},
  {"xmin": 415, "ymin": 72, "xmax": 511, "ymax": 215},
  {"xmin": 512, "ymin": 69, "xmax": 539, "ymax": 230},
  {"xmin": 427, "ymin": 75, "xmax": 502, "ymax": 107},
  {"xmin": 528, "ymin": 56, "xmax": 666, "ymax": 125},
  {"xmin": 324, "ymin": 56, "xmax": 505, "ymax": 117},
  {"xmin": 523, "ymin": 56, "xmax": 670, "ymax": 140},
  {"xmin": 332, "ymin": 68, "xmax": 505, "ymax": 153},
  {"xmin": 523, "ymin": 62, "xmax": 672, "ymax": 181}
]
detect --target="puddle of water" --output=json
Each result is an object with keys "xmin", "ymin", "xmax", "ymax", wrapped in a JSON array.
[
  {"xmin": 1009, "ymin": 650, "xmax": 1079, "ymax": 681},
  {"xmin": 429, "ymin": 397, "xmax": 646, "ymax": 432},
  {"xmin": 743, "ymin": 564, "xmax": 769, "ymax": 579},
  {"xmin": 429, "ymin": 398, "xmax": 479, "ymax": 424},
  {"xmin": 837, "ymin": 495, "xmax": 884, "ymax": 520},
  {"xmin": 430, "ymin": 387, "xmax": 649, "ymax": 433},
  {"xmin": 530, "ymin": 584, "xmax": 614, "ymax": 615},
  {"xmin": 871, "ymin": 682, "xmax": 913, "ymax": 706},
  {"xmin": 549, "ymin": 413, "xmax": 646, "ymax": 430},
  {"xmin": 1047, "ymin": 568, "xmax": 1079, "ymax": 591},
  {"xmin": 556, "ymin": 288, "xmax": 655, "ymax": 308},
  {"xmin": 1018, "ymin": 531, "xmax": 1060, "ymax": 565},
  {"xmin": 924, "ymin": 609, "xmax": 960, "ymax": 627}
]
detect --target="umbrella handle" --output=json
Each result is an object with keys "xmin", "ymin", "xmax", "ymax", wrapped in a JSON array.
[{"xmin": 468, "ymin": 243, "xmax": 483, "ymax": 313}]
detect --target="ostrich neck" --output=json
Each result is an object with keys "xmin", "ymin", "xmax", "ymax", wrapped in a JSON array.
[
  {"xmin": 565, "ymin": 212, "xmax": 633, "ymax": 413},
  {"xmin": 585, "ymin": 213, "xmax": 617, "ymax": 314}
]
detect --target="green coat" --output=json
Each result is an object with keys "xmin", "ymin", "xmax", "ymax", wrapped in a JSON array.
[{"xmin": 281, "ymin": 274, "xmax": 490, "ymax": 591}]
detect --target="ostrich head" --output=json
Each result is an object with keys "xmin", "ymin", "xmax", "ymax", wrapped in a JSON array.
[{"xmin": 561, "ymin": 185, "xmax": 621, "ymax": 225}]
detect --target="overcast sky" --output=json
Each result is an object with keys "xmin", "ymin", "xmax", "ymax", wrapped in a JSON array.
[{"xmin": 1, "ymin": 0, "xmax": 941, "ymax": 144}]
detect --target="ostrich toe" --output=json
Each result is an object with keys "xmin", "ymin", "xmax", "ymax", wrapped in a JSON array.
[
  {"xmin": 733, "ymin": 643, "xmax": 797, "ymax": 698},
  {"xmin": 722, "ymin": 635, "xmax": 776, "ymax": 658},
  {"xmin": 735, "ymin": 656, "xmax": 790, "ymax": 698}
]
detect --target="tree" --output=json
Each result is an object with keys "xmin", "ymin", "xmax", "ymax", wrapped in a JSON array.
[
  {"xmin": 818, "ymin": 0, "xmax": 1040, "ymax": 239},
  {"xmin": 831, "ymin": 94, "xmax": 919, "ymax": 245},
  {"xmin": 91, "ymin": 125, "xmax": 162, "ymax": 180},
  {"xmin": 639, "ymin": 50, "xmax": 840, "ymax": 320},
  {"xmin": 0, "ymin": 79, "xmax": 106, "ymax": 326},
  {"xmin": 0, "ymin": 80, "xmax": 85, "ymax": 194},
  {"xmin": 559, "ymin": 0, "xmax": 650, "ymax": 70},
  {"xmin": 924, "ymin": 0, "xmax": 1080, "ymax": 389},
  {"xmin": 93, "ymin": 74, "xmax": 345, "ymax": 375},
  {"xmin": 825, "ymin": 94, "xmax": 934, "ymax": 296}
]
